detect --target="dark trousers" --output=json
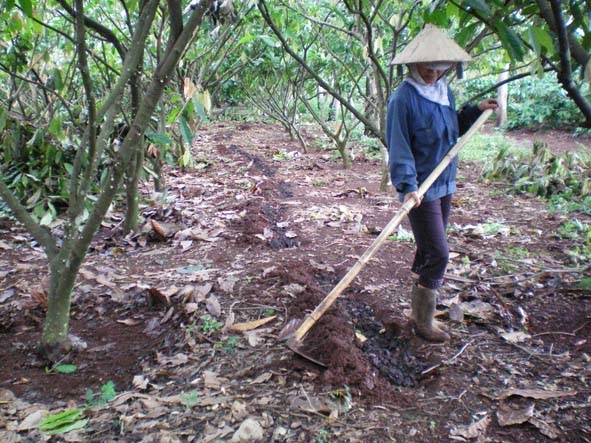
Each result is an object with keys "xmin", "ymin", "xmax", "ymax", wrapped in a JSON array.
[{"xmin": 407, "ymin": 194, "xmax": 452, "ymax": 289}]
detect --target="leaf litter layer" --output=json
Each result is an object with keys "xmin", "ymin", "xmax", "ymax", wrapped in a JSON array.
[{"xmin": 1, "ymin": 121, "xmax": 590, "ymax": 442}]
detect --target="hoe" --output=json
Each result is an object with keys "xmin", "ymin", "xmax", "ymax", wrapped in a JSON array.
[{"xmin": 280, "ymin": 109, "xmax": 493, "ymax": 365}]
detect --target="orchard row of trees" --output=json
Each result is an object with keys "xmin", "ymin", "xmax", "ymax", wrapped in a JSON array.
[{"xmin": 0, "ymin": 0, "xmax": 590, "ymax": 358}]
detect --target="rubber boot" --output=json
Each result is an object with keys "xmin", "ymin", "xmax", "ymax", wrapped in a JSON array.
[{"xmin": 411, "ymin": 285, "xmax": 450, "ymax": 343}]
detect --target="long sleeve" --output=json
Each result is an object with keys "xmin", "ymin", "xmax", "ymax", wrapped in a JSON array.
[
  {"xmin": 386, "ymin": 89, "xmax": 418, "ymax": 195},
  {"xmin": 458, "ymin": 104, "xmax": 482, "ymax": 136}
]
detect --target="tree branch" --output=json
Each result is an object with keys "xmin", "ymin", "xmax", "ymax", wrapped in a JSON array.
[
  {"xmin": 258, "ymin": 0, "xmax": 383, "ymax": 144},
  {"xmin": 536, "ymin": 0, "xmax": 590, "ymax": 68},
  {"xmin": 55, "ymin": 0, "xmax": 127, "ymax": 58},
  {"xmin": 547, "ymin": 0, "xmax": 591, "ymax": 125},
  {"xmin": 461, "ymin": 68, "xmax": 554, "ymax": 107},
  {"xmin": 0, "ymin": 182, "xmax": 58, "ymax": 259}
]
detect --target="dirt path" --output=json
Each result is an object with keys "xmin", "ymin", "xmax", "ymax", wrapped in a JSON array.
[{"xmin": 1, "ymin": 121, "xmax": 590, "ymax": 442}]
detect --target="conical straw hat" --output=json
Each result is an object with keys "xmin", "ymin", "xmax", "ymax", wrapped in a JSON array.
[{"xmin": 390, "ymin": 24, "xmax": 472, "ymax": 65}]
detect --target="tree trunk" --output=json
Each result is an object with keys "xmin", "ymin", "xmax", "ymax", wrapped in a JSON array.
[
  {"xmin": 41, "ymin": 254, "xmax": 83, "ymax": 358},
  {"xmin": 36, "ymin": 2, "xmax": 210, "ymax": 359},
  {"xmin": 379, "ymin": 153, "xmax": 390, "ymax": 192},
  {"xmin": 336, "ymin": 141, "xmax": 352, "ymax": 169},
  {"xmin": 124, "ymin": 145, "xmax": 143, "ymax": 233},
  {"xmin": 496, "ymin": 68, "xmax": 508, "ymax": 127}
]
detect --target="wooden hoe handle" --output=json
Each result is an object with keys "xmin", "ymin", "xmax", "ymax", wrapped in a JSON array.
[{"xmin": 290, "ymin": 109, "xmax": 493, "ymax": 344}]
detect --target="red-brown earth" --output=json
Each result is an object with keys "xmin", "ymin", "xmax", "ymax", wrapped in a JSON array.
[{"xmin": 1, "ymin": 121, "xmax": 590, "ymax": 442}]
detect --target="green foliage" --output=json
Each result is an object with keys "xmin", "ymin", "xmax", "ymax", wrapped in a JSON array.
[
  {"xmin": 388, "ymin": 225, "xmax": 415, "ymax": 243},
  {"xmin": 46, "ymin": 363, "xmax": 78, "ymax": 374},
  {"xmin": 458, "ymin": 72, "xmax": 587, "ymax": 130},
  {"xmin": 39, "ymin": 408, "xmax": 88, "ymax": 435},
  {"xmin": 85, "ymin": 380, "xmax": 117, "ymax": 407},
  {"xmin": 557, "ymin": 218, "xmax": 591, "ymax": 264},
  {"xmin": 180, "ymin": 390, "xmax": 201, "ymax": 409},
  {"xmin": 505, "ymin": 73, "xmax": 584, "ymax": 129},
  {"xmin": 459, "ymin": 131, "xmax": 523, "ymax": 163},
  {"xmin": 352, "ymin": 134, "xmax": 383, "ymax": 160},
  {"xmin": 557, "ymin": 218, "xmax": 591, "ymax": 242},
  {"xmin": 548, "ymin": 193, "xmax": 591, "ymax": 215},
  {"xmin": 482, "ymin": 139, "xmax": 591, "ymax": 264},
  {"xmin": 315, "ymin": 429, "xmax": 331, "ymax": 443},
  {"xmin": 482, "ymin": 141, "xmax": 591, "ymax": 199},
  {"xmin": 578, "ymin": 277, "xmax": 591, "ymax": 290},
  {"xmin": 0, "ymin": 118, "xmax": 76, "ymax": 223},
  {"xmin": 198, "ymin": 315, "xmax": 223, "ymax": 335},
  {"xmin": 494, "ymin": 248, "xmax": 530, "ymax": 273},
  {"xmin": 214, "ymin": 335, "xmax": 240, "ymax": 354}
]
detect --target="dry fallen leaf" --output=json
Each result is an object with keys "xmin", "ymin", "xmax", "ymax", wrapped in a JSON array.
[
  {"xmin": 206, "ymin": 295, "xmax": 222, "ymax": 317},
  {"xmin": 133, "ymin": 375, "xmax": 149, "ymax": 391},
  {"xmin": 529, "ymin": 417, "xmax": 561, "ymax": 439},
  {"xmin": 203, "ymin": 370, "xmax": 227, "ymax": 389},
  {"xmin": 449, "ymin": 414, "xmax": 491, "ymax": 439},
  {"xmin": 17, "ymin": 409, "xmax": 48, "ymax": 431},
  {"xmin": 289, "ymin": 394, "xmax": 337, "ymax": 416},
  {"xmin": 218, "ymin": 275, "xmax": 239, "ymax": 293},
  {"xmin": 231, "ymin": 400, "xmax": 248, "ymax": 420},
  {"xmin": 150, "ymin": 219, "xmax": 166, "ymax": 238},
  {"xmin": 492, "ymin": 388, "xmax": 577, "ymax": 401},
  {"xmin": 497, "ymin": 401, "xmax": 535, "ymax": 426},
  {"xmin": 228, "ymin": 315, "xmax": 276, "ymax": 332},
  {"xmin": 243, "ymin": 330, "xmax": 264, "ymax": 347},
  {"xmin": 250, "ymin": 372, "xmax": 273, "ymax": 384},
  {"xmin": 146, "ymin": 287, "xmax": 170, "ymax": 307},
  {"xmin": 500, "ymin": 331, "xmax": 531, "ymax": 343},
  {"xmin": 117, "ymin": 318, "xmax": 142, "ymax": 326},
  {"xmin": 184, "ymin": 302, "xmax": 200, "ymax": 314},
  {"xmin": 448, "ymin": 303, "xmax": 465, "ymax": 323},
  {"xmin": 156, "ymin": 352, "xmax": 189, "ymax": 367}
]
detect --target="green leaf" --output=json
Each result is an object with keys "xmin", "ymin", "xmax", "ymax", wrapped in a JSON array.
[
  {"xmin": 495, "ymin": 20, "xmax": 525, "ymax": 61},
  {"xmin": 48, "ymin": 116, "xmax": 62, "ymax": 135},
  {"xmin": 18, "ymin": 0, "xmax": 33, "ymax": 17},
  {"xmin": 0, "ymin": 108, "xmax": 7, "ymax": 133},
  {"xmin": 192, "ymin": 97, "xmax": 209, "ymax": 122},
  {"xmin": 100, "ymin": 380, "xmax": 117, "ymax": 402},
  {"xmin": 42, "ymin": 418, "xmax": 89, "ymax": 435},
  {"xmin": 181, "ymin": 148, "xmax": 194, "ymax": 167},
  {"xmin": 529, "ymin": 26, "xmax": 554, "ymax": 56},
  {"xmin": 237, "ymin": 34, "xmax": 256, "ymax": 45},
  {"xmin": 39, "ymin": 408, "xmax": 84, "ymax": 433},
  {"xmin": 258, "ymin": 35, "xmax": 278, "ymax": 47},
  {"xmin": 463, "ymin": 0, "xmax": 492, "ymax": 18},
  {"xmin": 39, "ymin": 210, "xmax": 54, "ymax": 226},
  {"xmin": 166, "ymin": 106, "xmax": 182, "ymax": 125},
  {"xmin": 50, "ymin": 68, "xmax": 64, "ymax": 91},
  {"xmin": 54, "ymin": 364, "xmax": 78, "ymax": 374},
  {"xmin": 145, "ymin": 132, "xmax": 173, "ymax": 146},
  {"xmin": 579, "ymin": 277, "xmax": 591, "ymax": 290},
  {"xmin": 179, "ymin": 116, "xmax": 193, "ymax": 146}
]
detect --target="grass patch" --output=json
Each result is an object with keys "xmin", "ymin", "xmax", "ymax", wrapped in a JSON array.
[{"xmin": 459, "ymin": 130, "xmax": 526, "ymax": 163}]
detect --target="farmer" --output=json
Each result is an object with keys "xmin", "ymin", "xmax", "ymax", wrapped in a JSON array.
[{"xmin": 386, "ymin": 24, "xmax": 498, "ymax": 342}]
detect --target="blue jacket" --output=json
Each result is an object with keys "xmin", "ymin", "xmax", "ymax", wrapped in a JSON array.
[{"xmin": 386, "ymin": 81, "xmax": 481, "ymax": 202}]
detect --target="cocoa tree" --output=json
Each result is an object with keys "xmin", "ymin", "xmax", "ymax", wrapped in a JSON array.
[
  {"xmin": 448, "ymin": 0, "xmax": 591, "ymax": 126},
  {"xmin": 0, "ymin": 0, "xmax": 213, "ymax": 359}
]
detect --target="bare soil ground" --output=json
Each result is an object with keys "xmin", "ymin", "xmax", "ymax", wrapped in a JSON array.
[{"xmin": 1, "ymin": 121, "xmax": 590, "ymax": 442}]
